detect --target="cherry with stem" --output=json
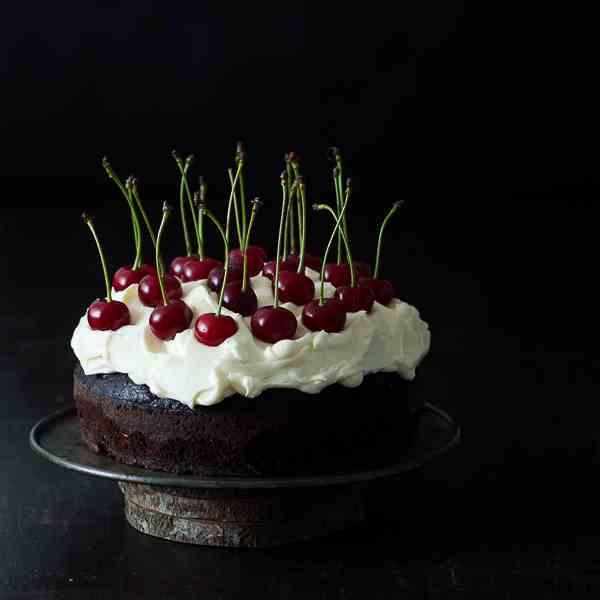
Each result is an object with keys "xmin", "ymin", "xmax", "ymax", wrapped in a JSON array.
[
  {"xmin": 181, "ymin": 183, "xmax": 223, "ymax": 282},
  {"xmin": 207, "ymin": 161, "xmax": 244, "ymax": 291},
  {"xmin": 320, "ymin": 178, "xmax": 375, "ymax": 313},
  {"xmin": 359, "ymin": 200, "xmax": 404, "ymax": 306},
  {"xmin": 148, "ymin": 204, "xmax": 193, "ymax": 340},
  {"xmin": 222, "ymin": 199, "xmax": 261, "ymax": 316},
  {"xmin": 194, "ymin": 201, "xmax": 239, "ymax": 346},
  {"xmin": 284, "ymin": 153, "xmax": 297, "ymax": 256},
  {"xmin": 102, "ymin": 157, "xmax": 141, "ymax": 268},
  {"xmin": 300, "ymin": 184, "xmax": 351, "ymax": 332},
  {"xmin": 251, "ymin": 172, "xmax": 298, "ymax": 343},
  {"xmin": 103, "ymin": 158, "xmax": 155, "ymax": 289},
  {"xmin": 82, "ymin": 213, "xmax": 130, "ymax": 331},
  {"xmin": 171, "ymin": 152, "xmax": 201, "ymax": 277},
  {"xmin": 276, "ymin": 175, "xmax": 315, "ymax": 305}
]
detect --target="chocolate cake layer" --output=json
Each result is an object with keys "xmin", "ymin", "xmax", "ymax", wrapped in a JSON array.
[{"xmin": 74, "ymin": 363, "xmax": 423, "ymax": 477}]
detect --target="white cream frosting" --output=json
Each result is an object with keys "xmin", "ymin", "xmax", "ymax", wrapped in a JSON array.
[{"xmin": 71, "ymin": 268, "xmax": 431, "ymax": 407}]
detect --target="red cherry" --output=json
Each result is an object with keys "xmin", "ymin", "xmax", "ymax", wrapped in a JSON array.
[
  {"xmin": 149, "ymin": 299, "xmax": 193, "ymax": 341},
  {"xmin": 138, "ymin": 274, "xmax": 183, "ymax": 307},
  {"xmin": 231, "ymin": 245, "xmax": 267, "ymax": 263},
  {"xmin": 301, "ymin": 298, "xmax": 347, "ymax": 332},
  {"xmin": 276, "ymin": 271, "xmax": 315, "ymax": 305},
  {"xmin": 87, "ymin": 299, "xmax": 131, "ymax": 331},
  {"xmin": 358, "ymin": 277, "xmax": 395, "ymax": 306},
  {"xmin": 229, "ymin": 251, "xmax": 264, "ymax": 277},
  {"xmin": 262, "ymin": 259, "xmax": 296, "ymax": 280},
  {"xmin": 207, "ymin": 264, "xmax": 243, "ymax": 292},
  {"xmin": 194, "ymin": 313, "xmax": 238, "ymax": 346},
  {"xmin": 353, "ymin": 261, "xmax": 372, "ymax": 278},
  {"xmin": 182, "ymin": 257, "xmax": 223, "ymax": 282},
  {"xmin": 251, "ymin": 306, "xmax": 297, "ymax": 343},
  {"xmin": 324, "ymin": 262, "xmax": 353, "ymax": 287},
  {"xmin": 138, "ymin": 263, "xmax": 157, "ymax": 277},
  {"xmin": 334, "ymin": 285, "xmax": 376, "ymax": 313},
  {"xmin": 170, "ymin": 255, "xmax": 196, "ymax": 278},
  {"xmin": 222, "ymin": 280, "xmax": 258, "ymax": 316},
  {"xmin": 304, "ymin": 254, "xmax": 323, "ymax": 272},
  {"xmin": 286, "ymin": 252, "xmax": 322, "ymax": 272},
  {"xmin": 112, "ymin": 266, "xmax": 143, "ymax": 291}
]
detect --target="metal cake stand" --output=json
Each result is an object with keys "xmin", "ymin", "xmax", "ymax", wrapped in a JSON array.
[{"xmin": 30, "ymin": 403, "xmax": 460, "ymax": 548}]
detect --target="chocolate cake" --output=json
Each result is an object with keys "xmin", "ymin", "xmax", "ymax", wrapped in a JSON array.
[
  {"xmin": 74, "ymin": 364, "xmax": 424, "ymax": 476},
  {"xmin": 72, "ymin": 149, "xmax": 431, "ymax": 480}
]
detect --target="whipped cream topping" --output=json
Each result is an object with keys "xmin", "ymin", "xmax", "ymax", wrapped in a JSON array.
[{"xmin": 71, "ymin": 268, "xmax": 431, "ymax": 407}]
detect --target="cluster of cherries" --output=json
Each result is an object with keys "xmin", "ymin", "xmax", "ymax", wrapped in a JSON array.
[{"xmin": 84, "ymin": 147, "xmax": 403, "ymax": 349}]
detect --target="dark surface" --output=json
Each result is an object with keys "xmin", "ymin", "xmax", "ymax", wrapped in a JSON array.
[{"xmin": 0, "ymin": 1, "xmax": 596, "ymax": 597}]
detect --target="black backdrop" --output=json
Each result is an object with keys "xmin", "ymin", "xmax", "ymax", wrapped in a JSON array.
[{"xmin": 1, "ymin": 2, "xmax": 597, "ymax": 596}]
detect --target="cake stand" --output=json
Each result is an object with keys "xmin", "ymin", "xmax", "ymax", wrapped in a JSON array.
[{"xmin": 30, "ymin": 403, "xmax": 460, "ymax": 548}]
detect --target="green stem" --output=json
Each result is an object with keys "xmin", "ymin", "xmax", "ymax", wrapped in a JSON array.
[
  {"xmin": 84, "ymin": 217, "xmax": 112, "ymax": 302},
  {"xmin": 227, "ymin": 168, "xmax": 244, "ymax": 248},
  {"xmin": 296, "ymin": 186, "xmax": 303, "ymax": 255},
  {"xmin": 175, "ymin": 157, "xmax": 200, "ymax": 255},
  {"xmin": 274, "ymin": 176, "xmax": 289, "ymax": 308},
  {"xmin": 242, "ymin": 202, "xmax": 259, "ymax": 292},
  {"xmin": 197, "ymin": 179, "xmax": 207, "ymax": 260},
  {"xmin": 297, "ymin": 181, "xmax": 307, "ymax": 273},
  {"xmin": 197, "ymin": 206, "xmax": 205, "ymax": 260},
  {"xmin": 202, "ymin": 208, "xmax": 229, "ymax": 317},
  {"xmin": 127, "ymin": 185, "xmax": 142, "ymax": 269},
  {"xmin": 317, "ymin": 204, "xmax": 353, "ymax": 286},
  {"xmin": 336, "ymin": 163, "xmax": 350, "ymax": 252},
  {"xmin": 239, "ymin": 167, "xmax": 247, "ymax": 241},
  {"xmin": 374, "ymin": 201, "xmax": 404, "ymax": 279},
  {"xmin": 155, "ymin": 208, "xmax": 171, "ymax": 306},
  {"xmin": 289, "ymin": 188, "xmax": 296, "ymax": 253},
  {"xmin": 103, "ymin": 158, "xmax": 141, "ymax": 267},
  {"xmin": 315, "ymin": 187, "xmax": 352, "ymax": 303},
  {"xmin": 282, "ymin": 189, "xmax": 291, "ymax": 258},
  {"xmin": 131, "ymin": 180, "xmax": 157, "ymax": 250},
  {"xmin": 333, "ymin": 168, "xmax": 342, "ymax": 264},
  {"xmin": 179, "ymin": 169, "xmax": 192, "ymax": 256}
]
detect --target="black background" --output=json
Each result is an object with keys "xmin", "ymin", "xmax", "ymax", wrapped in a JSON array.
[{"xmin": 0, "ymin": 2, "xmax": 596, "ymax": 598}]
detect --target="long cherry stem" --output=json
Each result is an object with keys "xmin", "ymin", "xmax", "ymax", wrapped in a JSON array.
[
  {"xmin": 374, "ymin": 200, "xmax": 404, "ymax": 279},
  {"xmin": 176, "ymin": 157, "xmax": 191, "ymax": 256},
  {"xmin": 201, "ymin": 208, "xmax": 230, "ymax": 317},
  {"xmin": 290, "ymin": 157, "xmax": 303, "ymax": 251},
  {"xmin": 296, "ymin": 177, "xmax": 307, "ymax": 273},
  {"xmin": 241, "ymin": 199, "xmax": 261, "ymax": 291},
  {"xmin": 284, "ymin": 158, "xmax": 295, "ymax": 255},
  {"xmin": 315, "ymin": 180, "xmax": 352, "ymax": 303},
  {"xmin": 173, "ymin": 153, "xmax": 200, "ymax": 256},
  {"xmin": 197, "ymin": 177, "xmax": 207, "ymax": 260},
  {"xmin": 336, "ymin": 163, "xmax": 350, "ymax": 250},
  {"xmin": 125, "ymin": 182, "xmax": 142, "ymax": 269},
  {"xmin": 155, "ymin": 204, "xmax": 172, "ymax": 306},
  {"xmin": 316, "ymin": 204, "xmax": 353, "ymax": 285},
  {"xmin": 226, "ymin": 163, "xmax": 243, "ymax": 247},
  {"xmin": 236, "ymin": 142, "xmax": 247, "ymax": 241},
  {"xmin": 227, "ymin": 167, "xmax": 244, "ymax": 248},
  {"xmin": 102, "ymin": 157, "xmax": 142, "ymax": 268},
  {"xmin": 332, "ymin": 166, "xmax": 342, "ymax": 264},
  {"xmin": 130, "ymin": 177, "xmax": 157, "ymax": 250},
  {"xmin": 83, "ymin": 214, "xmax": 112, "ymax": 302},
  {"xmin": 274, "ymin": 173, "xmax": 289, "ymax": 308}
]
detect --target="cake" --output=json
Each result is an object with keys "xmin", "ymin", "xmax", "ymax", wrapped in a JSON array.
[{"xmin": 71, "ymin": 149, "xmax": 431, "ymax": 477}]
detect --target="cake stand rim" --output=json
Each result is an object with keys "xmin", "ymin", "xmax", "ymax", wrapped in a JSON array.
[{"xmin": 29, "ymin": 402, "xmax": 460, "ymax": 489}]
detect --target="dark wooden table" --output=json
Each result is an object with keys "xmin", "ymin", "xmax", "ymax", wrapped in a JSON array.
[{"xmin": 0, "ymin": 190, "xmax": 595, "ymax": 599}]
